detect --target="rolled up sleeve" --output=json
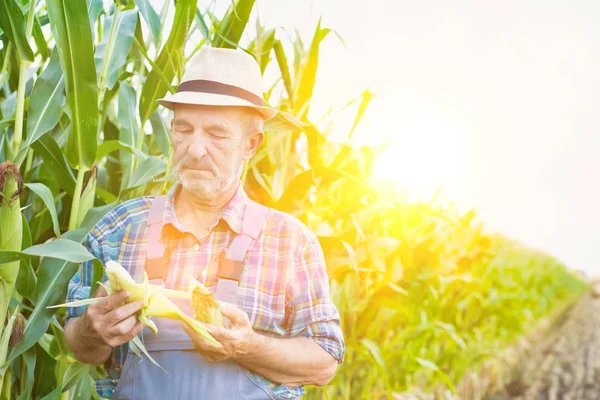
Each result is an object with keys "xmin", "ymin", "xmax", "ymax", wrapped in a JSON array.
[{"xmin": 288, "ymin": 231, "xmax": 345, "ymax": 364}]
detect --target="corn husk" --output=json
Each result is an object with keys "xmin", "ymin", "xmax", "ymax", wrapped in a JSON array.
[
  {"xmin": 0, "ymin": 162, "xmax": 23, "ymax": 340},
  {"xmin": 103, "ymin": 261, "xmax": 220, "ymax": 347}
]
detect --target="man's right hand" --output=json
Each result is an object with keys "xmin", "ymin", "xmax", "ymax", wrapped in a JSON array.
[{"xmin": 79, "ymin": 285, "xmax": 145, "ymax": 348}]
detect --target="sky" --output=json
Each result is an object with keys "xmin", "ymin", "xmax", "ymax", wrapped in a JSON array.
[
  {"xmin": 250, "ymin": 0, "xmax": 600, "ymax": 276},
  {"xmin": 187, "ymin": 1, "xmax": 600, "ymax": 276}
]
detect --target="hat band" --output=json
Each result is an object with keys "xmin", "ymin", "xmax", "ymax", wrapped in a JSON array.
[{"xmin": 176, "ymin": 79, "xmax": 265, "ymax": 107}]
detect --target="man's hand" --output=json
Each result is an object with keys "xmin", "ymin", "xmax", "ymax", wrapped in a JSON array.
[
  {"xmin": 80, "ymin": 285, "xmax": 146, "ymax": 348},
  {"xmin": 181, "ymin": 301, "xmax": 256, "ymax": 363}
]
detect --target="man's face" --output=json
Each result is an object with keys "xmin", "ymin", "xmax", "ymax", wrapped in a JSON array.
[{"xmin": 171, "ymin": 104, "xmax": 254, "ymax": 197}]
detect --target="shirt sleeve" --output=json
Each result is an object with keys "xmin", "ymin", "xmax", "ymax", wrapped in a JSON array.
[
  {"xmin": 287, "ymin": 231, "xmax": 345, "ymax": 364},
  {"xmin": 65, "ymin": 233, "xmax": 105, "ymax": 326}
]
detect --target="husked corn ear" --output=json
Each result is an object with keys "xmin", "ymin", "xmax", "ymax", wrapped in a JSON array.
[
  {"xmin": 104, "ymin": 261, "xmax": 220, "ymax": 347},
  {"xmin": 190, "ymin": 278, "xmax": 224, "ymax": 327}
]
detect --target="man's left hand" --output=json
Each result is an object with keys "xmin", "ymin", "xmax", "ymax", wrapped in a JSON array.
[{"xmin": 181, "ymin": 301, "xmax": 256, "ymax": 363}]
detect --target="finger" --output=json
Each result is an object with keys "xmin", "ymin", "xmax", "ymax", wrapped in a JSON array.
[
  {"xmin": 93, "ymin": 284, "xmax": 107, "ymax": 298},
  {"xmin": 200, "ymin": 322, "xmax": 232, "ymax": 340},
  {"xmin": 218, "ymin": 301, "xmax": 248, "ymax": 325},
  {"xmin": 109, "ymin": 314, "xmax": 138, "ymax": 337},
  {"xmin": 107, "ymin": 299, "xmax": 145, "ymax": 324},
  {"xmin": 108, "ymin": 320, "xmax": 144, "ymax": 347},
  {"xmin": 182, "ymin": 322, "xmax": 219, "ymax": 349},
  {"xmin": 97, "ymin": 290, "xmax": 130, "ymax": 314}
]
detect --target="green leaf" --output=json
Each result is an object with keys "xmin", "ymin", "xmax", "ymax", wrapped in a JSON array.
[
  {"xmin": 194, "ymin": 7, "xmax": 210, "ymax": 41},
  {"xmin": 89, "ymin": 258, "xmax": 104, "ymax": 298},
  {"xmin": 139, "ymin": 0, "xmax": 197, "ymax": 123},
  {"xmin": 294, "ymin": 18, "xmax": 331, "ymax": 118},
  {"xmin": 87, "ymin": 0, "xmax": 103, "ymax": 26},
  {"xmin": 134, "ymin": 0, "xmax": 161, "ymax": 47},
  {"xmin": 15, "ymin": 51, "xmax": 66, "ymax": 166},
  {"xmin": 21, "ymin": 239, "xmax": 94, "ymax": 263},
  {"xmin": 32, "ymin": 15, "xmax": 50, "ymax": 59},
  {"xmin": 16, "ymin": 259, "xmax": 36, "ymax": 301},
  {"xmin": 61, "ymin": 362, "xmax": 89, "ymax": 391},
  {"xmin": 415, "ymin": 357, "xmax": 439, "ymax": 371},
  {"xmin": 47, "ymin": 0, "xmax": 98, "ymax": 170},
  {"xmin": 118, "ymin": 82, "xmax": 138, "ymax": 189},
  {"xmin": 95, "ymin": 9, "xmax": 138, "ymax": 91},
  {"xmin": 8, "ymin": 205, "xmax": 110, "ymax": 362},
  {"xmin": 149, "ymin": 110, "xmax": 171, "ymax": 157},
  {"xmin": 212, "ymin": 0, "xmax": 255, "ymax": 49},
  {"xmin": 0, "ymin": 252, "xmax": 28, "ymax": 265},
  {"xmin": 125, "ymin": 156, "xmax": 167, "ymax": 190},
  {"xmin": 31, "ymin": 133, "xmax": 76, "ymax": 196},
  {"xmin": 39, "ymin": 387, "xmax": 61, "ymax": 400},
  {"xmin": 16, "ymin": 213, "xmax": 36, "ymax": 300},
  {"xmin": 0, "ymin": 0, "xmax": 34, "ymax": 62},
  {"xmin": 17, "ymin": 347, "xmax": 36, "ymax": 400},
  {"xmin": 96, "ymin": 140, "xmax": 148, "ymax": 163},
  {"xmin": 360, "ymin": 338, "xmax": 385, "ymax": 369},
  {"xmin": 24, "ymin": 183, "xmax": 61, "ymax": 238},
  {"xmin": 77, "ymin": 167, "xmax": 97, "ymax": 226}
]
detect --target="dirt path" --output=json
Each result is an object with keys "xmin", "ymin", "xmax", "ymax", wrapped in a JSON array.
[{"xmin": 496, "ymin": 294, "xmax": 600, "ymax": 400}]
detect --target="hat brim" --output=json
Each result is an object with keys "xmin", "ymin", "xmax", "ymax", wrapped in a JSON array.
[{"xmin": 157, "ymin": 92, "xmax": 278, "ymax": 121}]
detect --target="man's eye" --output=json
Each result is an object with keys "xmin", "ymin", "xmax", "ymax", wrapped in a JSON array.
[{"xmin": 208, "ymin": 131, "xmax": 225, "ymax": 138}]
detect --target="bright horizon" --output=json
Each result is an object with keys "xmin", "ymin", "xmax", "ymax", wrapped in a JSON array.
[{"xmin": 248, "ymin": 0, "xmax": 600, "ymax": 277}]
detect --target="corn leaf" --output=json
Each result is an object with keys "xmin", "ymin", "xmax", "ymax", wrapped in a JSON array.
[
  {"xmin": 134, "ymin": 0, "xmax": 161, "ymax": 47},
  {"xmin": 139, "ymin": 0, "xmax": 197, "ymax": 124},
  {"xmin": 0, "ymin": 252, "xmax": 27, "ymax": 265},
  {"xmin": 117, "ymin": 82, "xmax": 138, "ymax": 189},
  {"xmin": 96, "ymin": 140, "xmax": 148, "ymax": 164},
  {"xmin": 124, "ymin": 156, "xmax": 166, "ymax": 191},
  {"xmin": 293, "ymin": 18, "xmax": 331, "ymax": 118},
  {"xmin": 0, "ymin": 0, "xmax": 34, "ymax": 62},
  {"xmin": 21, "ymin": 239, "xmax": 94, "ymax": 263},
  {"xmin": 24, "ymin": 183, "xmax": 61, "ymax": 238},
  {"xmin": 30, "ymin": 133, "xmax": 76, "ymax": 196},
  {"xmin": 212, "ymin": 0, "xmax": 255, "ymax": 49},
  {"xmin": 149, "ymin": 110, "xmax": 171, "ymax": 158},
  {"xmin": 47, "ymin": 0, "xmax": 98, "ymax": 170},
  {"xmin": 61, "ymin": 362, "xmax": 89, "ymax": 392},
  {"xmin": 94, "ymin": 9, "xmax": 138, "ymax": 91},
  {"xmin": 14, "ymin": 51, "xmax": 66, "ymax": 167},
  {"xmin": 7, "ymin": 203, "xmax": 112, "ymax": 363}
]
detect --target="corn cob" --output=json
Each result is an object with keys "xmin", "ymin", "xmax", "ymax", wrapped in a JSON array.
[{"xmin": 189, "ymin": 278, "xmax": 224, "ymax": 327}]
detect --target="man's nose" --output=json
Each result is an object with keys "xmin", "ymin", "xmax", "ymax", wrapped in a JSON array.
[{"xmin": 187, "ymin": 133, "xmax": 209, "ymax": 158}]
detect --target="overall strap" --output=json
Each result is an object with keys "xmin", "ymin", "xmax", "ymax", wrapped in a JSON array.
[
  {"xmin": 215, "ymin": 200, "xmax": 270, "ymax": 306},
  {"xmin": 145, "ymin": 196, "xmax": 169, "ymax": 281}
]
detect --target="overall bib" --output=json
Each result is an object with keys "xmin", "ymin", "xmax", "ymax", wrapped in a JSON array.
[{"xmin": 111, "ymin": 196, "xmax": 281, "ymax": 400}]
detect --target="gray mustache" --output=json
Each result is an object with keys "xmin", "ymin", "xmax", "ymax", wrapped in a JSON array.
[{"xmin": 179, "ymin": 157, "xmax": 215, "ymax": 171}]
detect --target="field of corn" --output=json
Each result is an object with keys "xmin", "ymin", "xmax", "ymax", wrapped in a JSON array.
[{"xmin": 0, "ymin": 0, "xmax": 591, "ymax": 399}]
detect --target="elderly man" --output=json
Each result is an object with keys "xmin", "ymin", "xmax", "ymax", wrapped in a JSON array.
[{"xmin": 63, "ymin": 46, "xmax": 344, "ymax": 399}]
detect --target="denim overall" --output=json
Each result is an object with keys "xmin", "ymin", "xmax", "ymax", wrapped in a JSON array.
[{"xmin": 111, "ymin": 196, "xmax": 280, "ymax": 399}]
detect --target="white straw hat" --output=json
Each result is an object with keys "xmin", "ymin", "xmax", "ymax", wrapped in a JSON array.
[{"xmin": 157, "ymin": 46, "xmax": 278, "ymax": 120}]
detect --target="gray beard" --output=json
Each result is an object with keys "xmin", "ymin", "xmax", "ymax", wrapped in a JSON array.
[{"xmin": 175, "ymin": 162, "xmax": 243, "ymax": 197}]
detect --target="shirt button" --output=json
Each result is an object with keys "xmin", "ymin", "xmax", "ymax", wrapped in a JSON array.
[{"xmin": 193, "ymin": 244, "xmax": 200, "ymax": 251}]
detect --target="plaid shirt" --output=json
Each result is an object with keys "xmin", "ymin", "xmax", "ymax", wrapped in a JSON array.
[{"xmin": 65, "ymin": 183, "xmax": 345, "ymax": 399}]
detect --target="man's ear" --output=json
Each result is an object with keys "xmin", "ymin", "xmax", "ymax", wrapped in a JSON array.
[{"xmin": 243, "ymin": 131, "xmax": 264, "ymax": 160}]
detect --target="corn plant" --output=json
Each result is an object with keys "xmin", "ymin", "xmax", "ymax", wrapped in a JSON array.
[{"xmin": 0, "ymin": 0, "xmax": 589, "ymax": 399}]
